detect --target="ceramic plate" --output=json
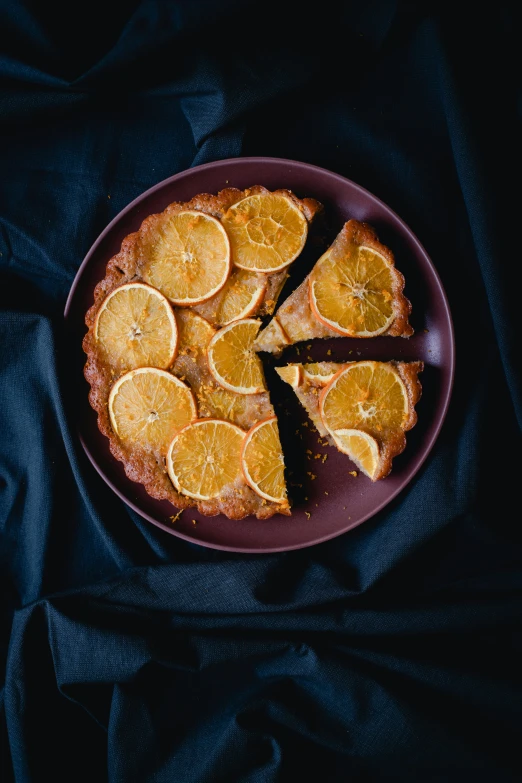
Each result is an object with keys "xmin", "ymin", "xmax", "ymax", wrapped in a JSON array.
[{"xmin": 64, "ymin": 157, "xmax": 454, "ymax": 552}]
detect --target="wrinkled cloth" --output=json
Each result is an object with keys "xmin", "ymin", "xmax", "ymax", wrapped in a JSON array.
[{"xmin": 1, "ymin": 2, "xmax": 521, "ymax": 781}]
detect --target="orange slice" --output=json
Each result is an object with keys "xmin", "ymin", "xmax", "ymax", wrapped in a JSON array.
[
  {"xmin": 214, "ymin": 269, "xmax": 267, "ymax": 325},
  {"xmin": 302, "ymin": 362, "xmax": 339, "ymax": 386},
  {"xmin": 319, "ymin": 361, "xmax": 409, "ymax": 437},
  {"xmin": 331, "ymin": 429, "xmax": 380, "ymax": 480},
  {"xmin": 175, "ymin": 308, "xmax": 216, "ymax": 355},
  {"xmin": 309, "ymin": 245, "xmax": 397, "ymax": 336},
  {"xmin": 141, "ymin": 210, "xmax": 231, "ymax": 305},
  {"xmin": 108, "ymin": 368, "xmax": 197, "ymax": 453},
  {"xmin": 275, "ymin": 365, "xmax": 302, "ymax": 388},
  {"xmin": 95, "ymin": 282, "xmax": 178, "ymax": 373},
  {"xmin": 241, "ymin": 417, "xmax": 288, "ymax": 504},
  {"xmin": 207, "ymin": 319, "xmax": 266, "ymax": 395},
  {"xmin": 166, "ymin": 419, "xmax": 245, "ymax": 500},
  {"xmin": 221, "ymin": 192, "xmax": 308, "ymax": 272}
]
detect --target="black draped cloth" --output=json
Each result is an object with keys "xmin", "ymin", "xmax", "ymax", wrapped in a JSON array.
[{"xmin": 1, "ymin": 2, "xmax": 521, "ymax": 781}]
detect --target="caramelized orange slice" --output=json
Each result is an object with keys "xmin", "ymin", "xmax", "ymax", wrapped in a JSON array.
[
  {"xmin": 302, "ymin": 362, "xmax": 340, "ymax": 386},
  {"xmin": 331, "ymin": 429, "xmax": 381, "ymax": 480},
  {"xmin": 141, "ymin": 210, "xmax": 231, "ymax": 305},
  {"xmin": 95, "ymin": 282, "xmax": 178, "ymax": 373},
  {"xmin": 214, "ymin": 269, "xmax": 267, "ymax": 325},
  {"xmin": 275, "ymin": 364, "xmax": 302, "ymax": 389},
  {"xmin": 207, "ymin": 319, "xmax": 266, "ymax": 395},
  {"xmin": 241, "ymin": 416, "xmax": 288, "ymax": 504},
  {"xmin": 221, "ymin": 192, "xmax": 308, "ymax": 272},
  {"xmin": 320, "ymin": 361, "xmax": 409, "ymax": 437},
  {"xmin": 167, "ymin": 419, "xmax": 245, "ymax": 500},
  {"xmin": 310, "ymin": 244, "xmax": 397, "ymax": 337},
  {"xmin": 109, "ymin": 368, "xmax": 196, "ymax": 453}
]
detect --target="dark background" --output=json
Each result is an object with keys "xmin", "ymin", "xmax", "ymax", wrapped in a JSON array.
[{"xmin": 1, "ymin": 1, "xmax": 521, "ymax": 781}]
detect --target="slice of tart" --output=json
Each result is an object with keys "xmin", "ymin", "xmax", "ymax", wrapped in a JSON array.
[
  {"xmin": 255, "ymin": 219, "xmax": 413, "ymax": 355},
  {"xmin": 276, "ymin": 360, "xmax": 423, "ymax": 481}
]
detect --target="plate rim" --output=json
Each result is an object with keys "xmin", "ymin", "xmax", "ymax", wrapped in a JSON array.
[{"xmin": 64, "ymin": 155, "xmax": 455, "ymax": 553}]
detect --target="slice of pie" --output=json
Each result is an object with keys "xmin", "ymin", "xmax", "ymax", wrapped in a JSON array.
[
  {"xmin": 255, "ymin": 219, "xmax": 413, "ymax": 355},
  {"xmin": 83, "ymin": 186, "xmax": 322, "ymax": 519},
  {"xmin": 276, "ymin": 360, "xmax": 423, "ymax": 481}
]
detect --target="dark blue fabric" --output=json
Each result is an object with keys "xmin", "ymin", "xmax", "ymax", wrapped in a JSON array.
[{"xmin": 1, "ymin": 2, "xmax": 521, "ymax": 780}]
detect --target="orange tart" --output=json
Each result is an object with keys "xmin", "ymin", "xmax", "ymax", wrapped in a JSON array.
[
  {"xmin": 255, "ymin": 219, "xmax": 413, "ymax": 355},
  {"xmin": 83, "ymin": 186, "xmax": 322, "ymax": 519}
]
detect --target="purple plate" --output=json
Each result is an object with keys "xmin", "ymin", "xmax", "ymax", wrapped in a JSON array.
[{"xmin": 64, "ymin": 157, "xmax": 454, "ymax": 553}]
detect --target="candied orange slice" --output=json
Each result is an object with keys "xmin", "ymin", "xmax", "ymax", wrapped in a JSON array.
[
  {"xmin": 141, "ymin": 210, "xmax": 231, "ymax": 305},
  {"xmin": 331, "ymin": 429, "xmax": 380, "ymax": 480},
  {"xmin": 241, "ymin": 417, "xmax": 288, "ymax": 504},
  {"xmin": 175, "ymin": 308, "xmax": 215, "ymax": 355},
  {"xmin": 221, "ymin": 192, "xmax": 308, "ymax": 272},
  {"xmin": 207, "ymin": 319, "xmax": 266, "ymax": 395},
  {"xmin": 214, "ymin": 269, "xmax": 267, "ymax": 325},
  {"xmin": 108, "ymin": 368, "xmax": 196, "ymax": 453},
  {"xmin": 320, "ymin": 361, "xmax": 408, "ymax": 437},
  {"xmin": 302, "ymin": 362, "xmax": 339, "ymax": 386},
  {"xmin": 275, "ymin": 365, "xmax": 302, "ymax": 388},
  {"xmin": 167, "ymin": 419, "xmax": 245, "ymax": 500},
  {"xmin": 309, "ymin": 243, "xmax": 397, "ymax": 336},
  {"xmin": 95, "ymin": 282, "xmax": 178, "ymax": 373}
]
